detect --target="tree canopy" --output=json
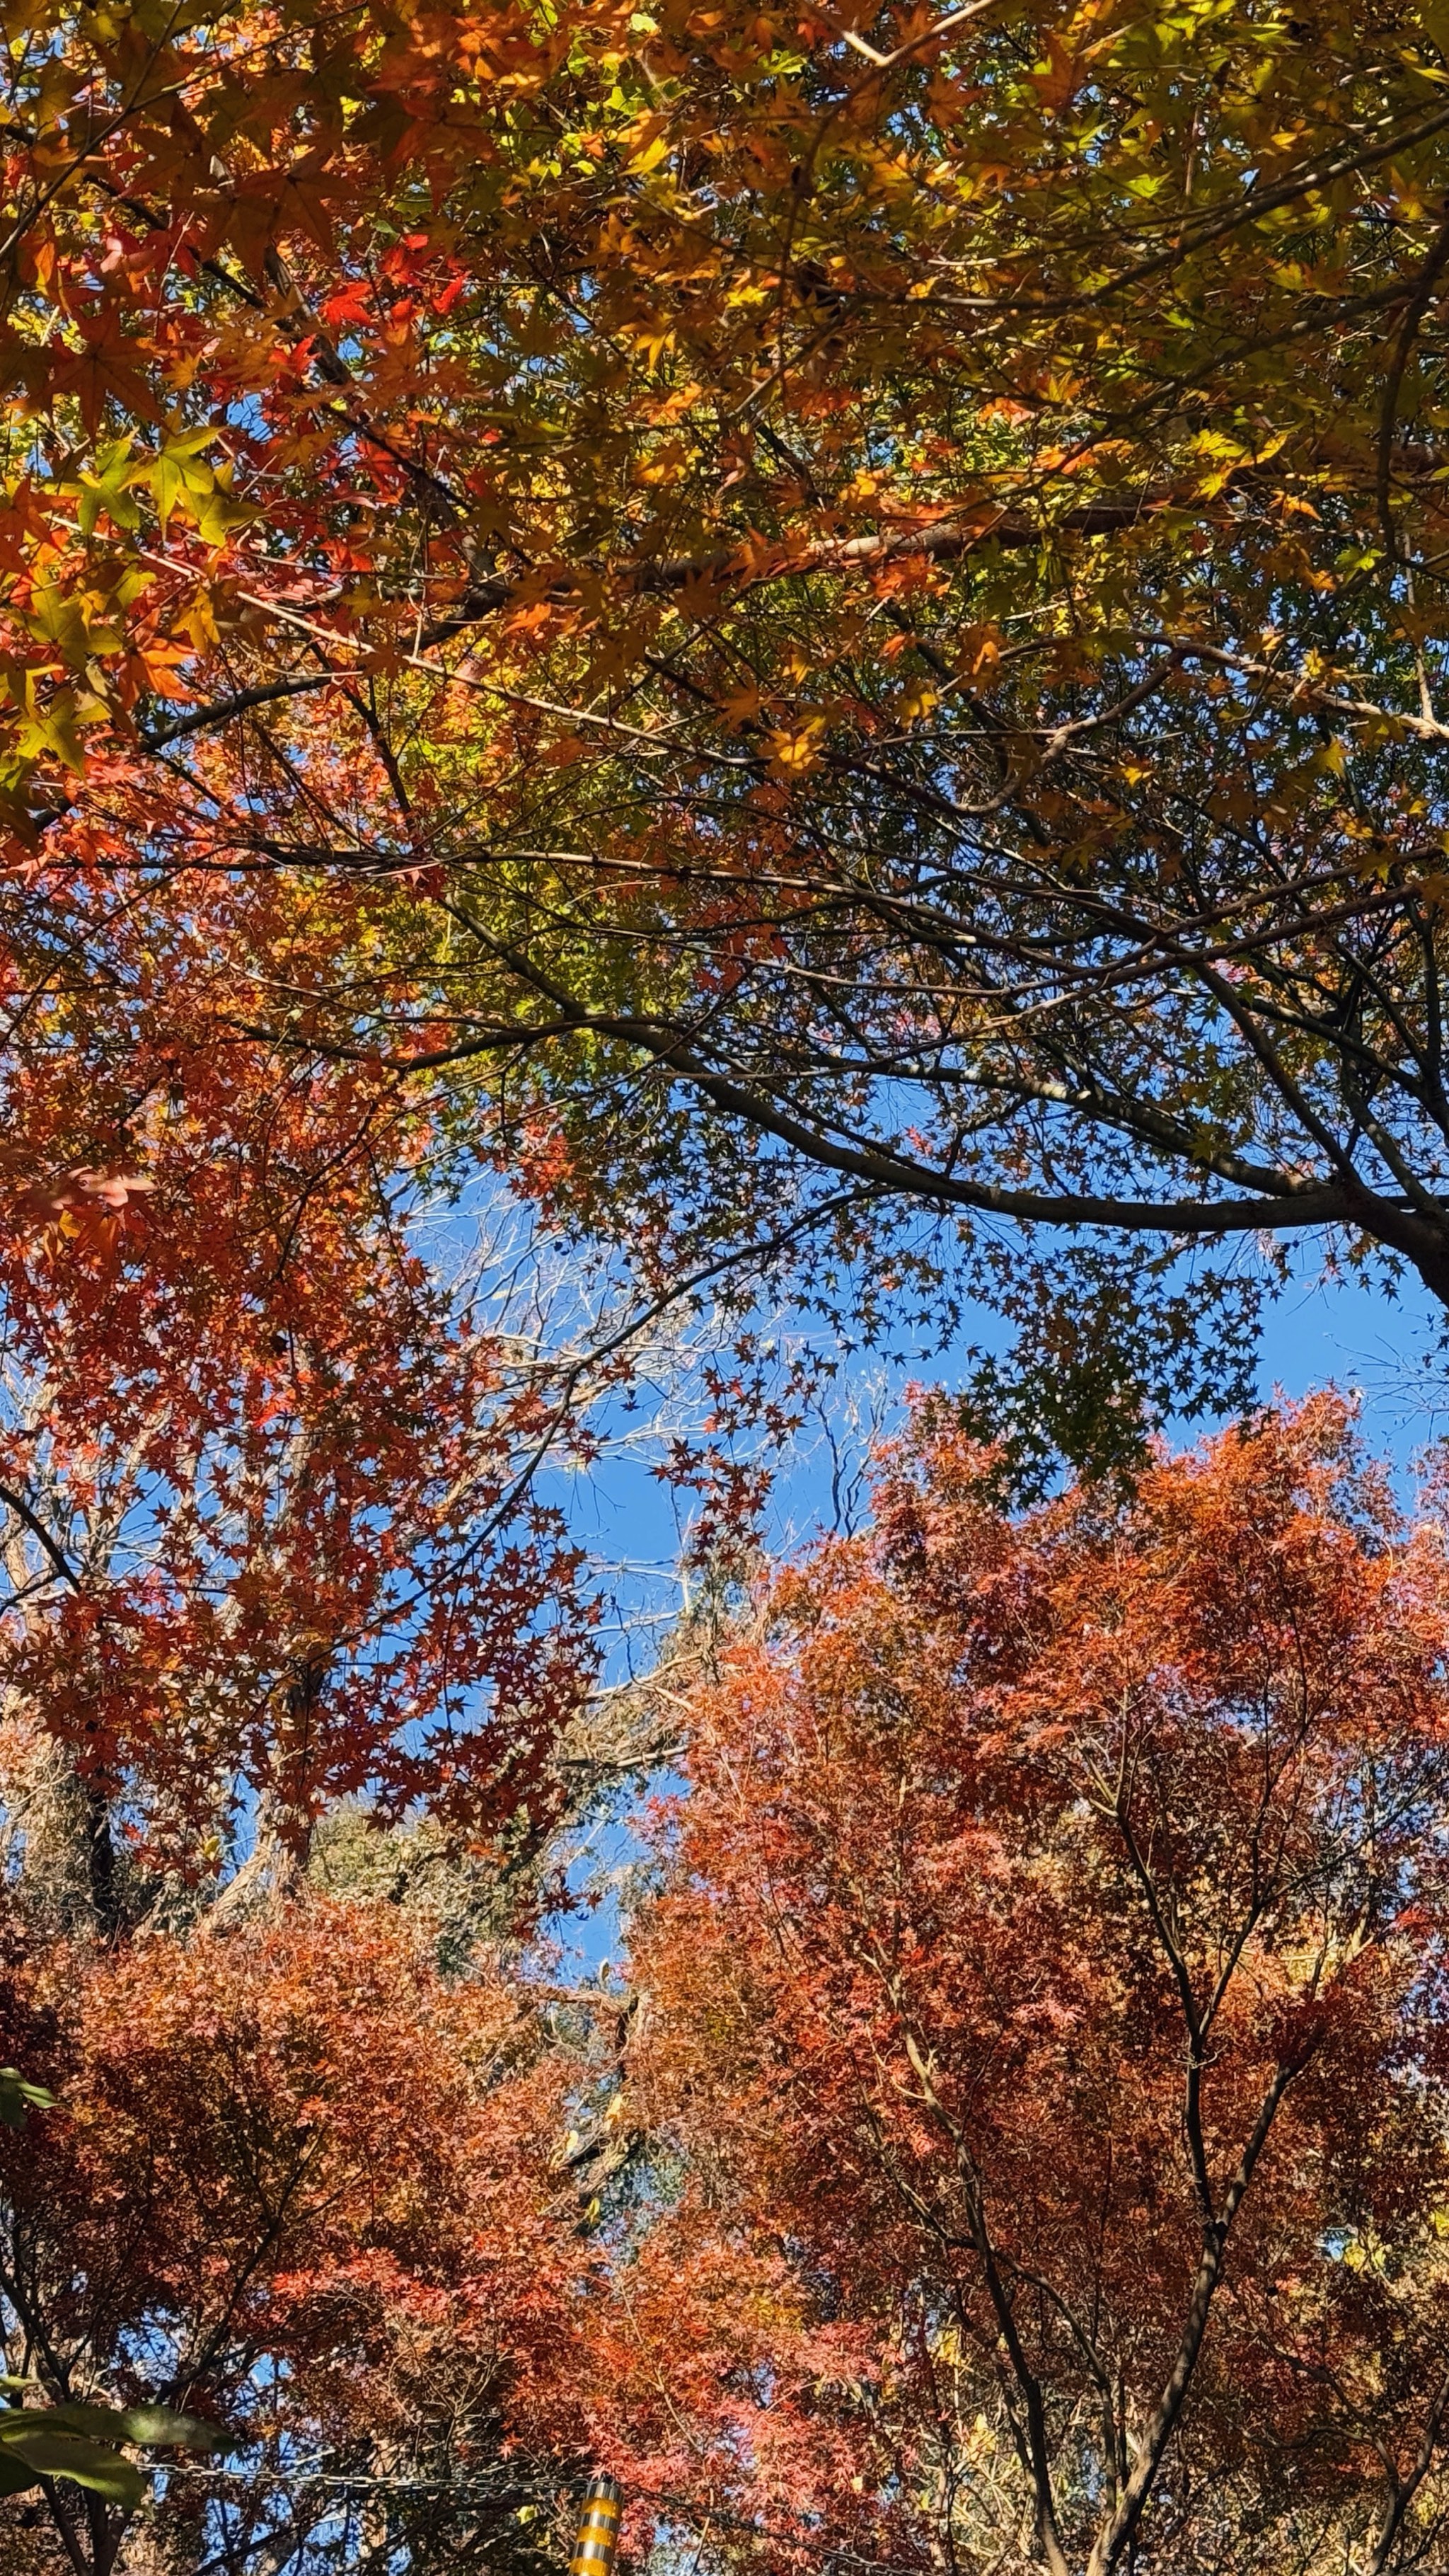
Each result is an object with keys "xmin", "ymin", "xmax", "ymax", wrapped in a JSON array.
[
  {"xmin": 0, "ymin": 1891, "xmax": 601, "ymax": 2576},
  {"xmin": 4, "ymin": 0, "xmax": 1449, "ymax": 1454},
  {"xmin": 8, "ymin": 1398, "xmax": 1449, "ymax": 2576},
  {"xmin": 11, "ymin": 13, "xmax": 1449, "ymax": 2571},
  {"xmin": 616, "ymin": 1398, "xmax": 1449, "ymax": 2576}
]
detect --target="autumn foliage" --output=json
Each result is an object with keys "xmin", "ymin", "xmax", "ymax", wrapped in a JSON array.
[
  {"xmin": 608, "ymin": 1401, "xmax": 1449, "ymax": 2576},
  {"xmin": 11, "ymin": 1403, "xmax": 1449, "ymax": 2576},
  {"xmin": 0, "ymin": 833, "xmax": 604, "ymax": 1876},
  {"xmin": 1, "ymin": 0, "xmax": 1449, "ymax": 1453},
  {"xmin": 9, "ymin": 0, "xmax": 1449, "ymax": 2566},
  {"xmin": 0, "ymin": 1893, "xmax": 600, "ymax": 2576}
]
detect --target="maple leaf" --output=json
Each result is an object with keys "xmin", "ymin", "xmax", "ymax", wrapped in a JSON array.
[{"xmin": 44, "ymin": 314, "xmax": 165, "ymax": 439}]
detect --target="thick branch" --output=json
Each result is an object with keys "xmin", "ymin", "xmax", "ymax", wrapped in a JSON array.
[
  {"xmin": 1086, "ymin": 2062, "xmax": 1298, "ymax": 2576},
  {"xmin": 403, "ymin": 948, "xmax": 1449, "ymax": 1282},
  {"xmin": 1366, "ymin": 2362, "xmax": 1449, "ymax": 2576},
  {"xmin": 0, "ymin": 1485, "xmax": 79, "ymax": 1592},
  {"xmin": 139, "ymin": 495, "xmax": 1211, "ymax": 754}
]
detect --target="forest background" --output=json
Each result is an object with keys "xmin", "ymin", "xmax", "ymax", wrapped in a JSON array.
[{"xmin": 7, "ymin": 2, "xmax": 1449, "ymax": 2575}]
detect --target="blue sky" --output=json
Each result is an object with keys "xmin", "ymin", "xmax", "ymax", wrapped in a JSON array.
[
  {"xmin": 1250, "ymin": 1260, "xmax": 1445, "ymax": 1473},
  {"xmin": 561, "ymin": 1248, "xmax": 1449, "ymax": 1638}
]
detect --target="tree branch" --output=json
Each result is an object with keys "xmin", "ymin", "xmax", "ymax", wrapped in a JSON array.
[{"xmin": 1086, "ymin": 2060, "xmax": 1300, "ymax": 2576}]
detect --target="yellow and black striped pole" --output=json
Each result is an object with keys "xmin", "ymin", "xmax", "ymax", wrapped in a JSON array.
[{"xmin": 570, "ymin": 2476, "xmax": 623, "ymax": 2576}]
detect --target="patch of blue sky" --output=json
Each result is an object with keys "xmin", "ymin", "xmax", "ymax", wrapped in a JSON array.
[{"xmin": 533, "ymin": 1229, "xmax": 1448, "ymax": 1632}]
